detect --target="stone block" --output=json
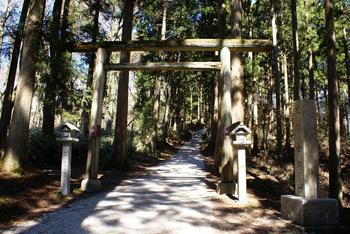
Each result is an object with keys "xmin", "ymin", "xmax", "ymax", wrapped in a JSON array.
[
  {"xmin": 281, "ymin": 195, "xmax": 339, "ymax": 226},
  {"xmin": 217, "ymin": 182, "xmax": 236, "ymax": 195}
]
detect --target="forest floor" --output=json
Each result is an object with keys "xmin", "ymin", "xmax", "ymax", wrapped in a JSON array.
[
  {"xmin": 2, "ymin": 129, "xmax": 301, "ymax": 233},
  {"xmin": 0, "ymin": 138, "xmax": 183, "ymax": 230},
  {"xmin": 0, "ymin": 129, "xmax": 349, "ymax": 233}
]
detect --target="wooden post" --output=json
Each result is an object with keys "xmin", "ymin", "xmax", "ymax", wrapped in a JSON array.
[
  {"xmin": 217, "ymin": 47, "xmax": 235, "ymax": 194},
  {"xmin": 81, "ymin": 48, "xmax": 108, "ymax": 192}
]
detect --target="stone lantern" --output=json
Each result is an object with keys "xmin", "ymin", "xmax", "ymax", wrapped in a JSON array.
[
  {"xmin": 230, "ymin": 122, "xmax": 252, "ymax": 204},
  {"xmin": 56, "ymin": 122, "xmax": 80, "ymax": 195}
]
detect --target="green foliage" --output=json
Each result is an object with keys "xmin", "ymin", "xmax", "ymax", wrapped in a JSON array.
[{"xmin": 28, "ymin": 129, "xmax": 60, "ymax": 165}]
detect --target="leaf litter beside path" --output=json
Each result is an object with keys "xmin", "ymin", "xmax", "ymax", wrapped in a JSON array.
[{"xmin": 0, "ymin": 138, "xmax": 183, "ymax": 230}]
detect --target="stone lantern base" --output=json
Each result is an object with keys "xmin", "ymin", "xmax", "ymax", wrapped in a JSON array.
[{"xmin": 81, "ymin": 179, "xmax": 102, "ymax": 192}]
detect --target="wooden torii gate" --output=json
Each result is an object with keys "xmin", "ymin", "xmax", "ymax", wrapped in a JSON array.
[{"xmin": 66, "ymin": 38, "xmax": 272, "ymax": 192}]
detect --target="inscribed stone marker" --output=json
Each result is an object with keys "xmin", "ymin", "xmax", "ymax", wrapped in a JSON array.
[{"xmin": 293, "ymin": 100, "xmax": 319, "ymax": 198}]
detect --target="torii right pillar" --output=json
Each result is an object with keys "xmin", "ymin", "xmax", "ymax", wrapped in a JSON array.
[{"xmin": 281, "ymin": 100, "xmax": 339, "ymax": 229}]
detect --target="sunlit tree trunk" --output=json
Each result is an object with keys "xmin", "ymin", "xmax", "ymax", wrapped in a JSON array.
[
  {"xmin": 2, "ymin": 0, "xmax": 46, "ymax": 173},
  {"xmin": 211, "ymin": 3, "xmax": 226, "ymax": 150},
  {"xmin": 291, "ymin": 0, "xmax": 300, "ymax": 101},
  {"xmin": 197, "ymin": 84, "xmax": 202, "ymax": 123},
  {"xmin": 152, "ymin": 0, "xmax": 167, "ymax": 152},
  {"xmin": 271, "ymin": 1, "xmax": 282, "ymax": 159},
  {"xmin": 228, "ymin": 0, "xmax": 244, "ymax": 183},
  {"xmin": 307, "ymin": 9, "xmax": 315, "ymax": 100},
  {"xmin": 343, "ymin": 28, "xmax": 350, "ymax": 137},
  {"xmin": 325, "ymin": 0, "xmax": 343, "ymax": 206},
  {"xmin": 0, "ymin": 0, "xmax": 30, "ymax": 157},
  {"xmin": 190, "ymin": 87, "xmax": 193, "ymax": 123},
  {"xmin": 231, "ymin": 0, "xmax": 244, "ymax": 125},
  {"xmin": 283, "ymin": 53, "xmax": 291, "ymax": 150}
]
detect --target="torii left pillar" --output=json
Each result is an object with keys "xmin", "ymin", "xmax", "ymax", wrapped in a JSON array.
[
  {"xmin": 217, "ymin": 47, "xmax": 235, "ymax": 194},
  {"xmin": 81, "ymin": 48, "xmax": 108, "ymax": 192}
]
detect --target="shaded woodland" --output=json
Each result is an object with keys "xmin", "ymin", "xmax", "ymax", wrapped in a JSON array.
[{"xmin": 0, "ymin": 0, "xmax": 349, "ymax": 225}]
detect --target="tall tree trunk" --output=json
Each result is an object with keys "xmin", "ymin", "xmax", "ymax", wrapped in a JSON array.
[
  {"xmin": 58, "ymin": 0, "xmax": 72, "ymax": 107},
  {"xmin": 162, "ymin": 80, "xmax": 172, "ymax": 141},
  {"xmin": 0, "ymin": 0, "xmax": 30, "ymax": 157},
  {"xmin": 2, "ymin": 0, "xmax": 46, "ymax": 173},
  {"xmin": 211, "ymin": 3, "xmax": 226, "ymax": 149},
  {"xmin": 42, "ymin": 0, "xmax": 64, "ymax": 138},
  {"xmin": 291, "ymin": 0, "xmax": 300, "ymax": 101},
  {"xmin": 87, "ymin": 0, "xmax": 100, "ymax": 87},
  {"xmin": 271, "ymin": 1, "xmax": 283, "ymax": 159},
  {"xmin": 300, "ymin": 70, "xmax": 306, "ymax": 99},
  {"xmin": 325, "ymin": 0, "xmax": 343, "ymax": 206},
  {"xmin": 0, "ymin": 0, "xmax": 9, "ymax": 68},
  {"xmin": 190, "ymin": 87, "xmax": 193, "ymax": 123},
  {"xmin": 343, "ymin": 27, "xmax": 350, "ymax": 136},
  {"xmin": 283, "ymin": 53, "xmax": 291, "ymax": 150},
  {"xmin": 82, "ymin": 0, "xmax": 101, "ymax": 136},
  {"xmin": 307, "ymin": 9, "xmax": 315, "ymax": 100},
  {"xmin": 152, "ymin": 0, "xmax": 167, "ymax": 151},
  {"xmin": 210, "ymin": 74, "xmax": 218, "ymax": 148},
  {"xmin": 231, "ymin": 0, "xmax": 244, "ymax": 123},
  {"xmin": 197, "ymin": 84, "xmax": 202, "ymax": 123},
  {"xmin": 61, "ymin": 0, "xmax": 71, "ymax": 42},
  {"xmin": 227, "ymin": 0, "xmax": 244, "ymax": 184},
  {"xmin": 110, "ymin": 0, "xmax": 134, "ymax": 169}
]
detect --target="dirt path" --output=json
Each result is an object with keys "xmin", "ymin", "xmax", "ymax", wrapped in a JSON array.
[{"xmin": 5, "ymin": 130, "xmax": 299, "ymax": 234}]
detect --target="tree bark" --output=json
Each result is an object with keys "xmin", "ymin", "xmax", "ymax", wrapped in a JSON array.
[
  {"xmin": 152, "ymin": 0, "xmax": 167, "ymax": 151},
  {"xmin": 343, "ymin": 28, "xmax": 350, "ymax": 137},
  {"xmin": 211, "ymin": 3, "xmax": 226, "ymax": 149},
  {"xmin": 231, "ymin": 0, "xmax": 244, "ymax": 124},
  {"xmin": 325, "ymin": 0, "xmax": 343, "ymax": 206},
  {"xmin": 82, "ymin": 0, "xmax": 101, "ymax": 137},
  {"xmin": 283, "ymin": 53, "xmax": 291, "ymax": 150},
  {"xmin": 291, "ymin": 0, "xmax": 300, "ymax": 101},
  {"xmin": 198, "ymin": 84, "xmax": 202, "ymax": 123},
  {"xmin": 42, "ymin": 0, "xmax": 64, "ymax": 138},
  {"xmin": 0, "ymin": 0, "xmax": 9, "ymax": 69},
  {"xmin": 0, "ymin": 0, "xmax": 30, "ymax": 157},
  {"xmin": 228, "ymin": 0, "xmax": 243, "ymax": 185},
  {"xmin": 2, "ymin": 0, "xmax": 46, "ymax": 173},
  {"xmin": 110, "ymin": 0, "xmax": 135, "ymax": 169},
  {"xmin": 271, "ymin": 1, "xmax": 283, "ymax": 159},
  {"xmin": 307, "ymin": 10, "xmax": 315, "ymax": 100}
]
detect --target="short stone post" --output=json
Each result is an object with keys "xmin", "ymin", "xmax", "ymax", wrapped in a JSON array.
[
  {"xmin": 231, "ymin": 123, "xmax": 252, "ymax": 204},
  {"xmin": 281, "ymin": 100, "xmax": 339, "ymax": 227},
  {"xmin": 81, "ymin": 48, "xmax": 108, "ymax": 192},
  {"xmin": 56, "ymin": 122, "xmax": 80, "ymax": 195}
]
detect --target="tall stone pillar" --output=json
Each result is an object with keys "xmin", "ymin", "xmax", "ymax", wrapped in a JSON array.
[
  {"xmin": 293, "ymin": 100, "xmax": 319, "ymax": 198},
  {"xmin": 281, "ymin": 100, "xmax": 339, "ymax": 227}
]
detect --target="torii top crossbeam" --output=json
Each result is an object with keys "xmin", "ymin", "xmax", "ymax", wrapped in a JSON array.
[{"xmin": 65, "ymin": 39, "xmax": 272, "ymax": 53}]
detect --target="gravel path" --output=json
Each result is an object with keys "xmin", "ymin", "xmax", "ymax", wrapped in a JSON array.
[{"xmin": 5, "ymin": 129, "xmax": 299, "ymax": 234}]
